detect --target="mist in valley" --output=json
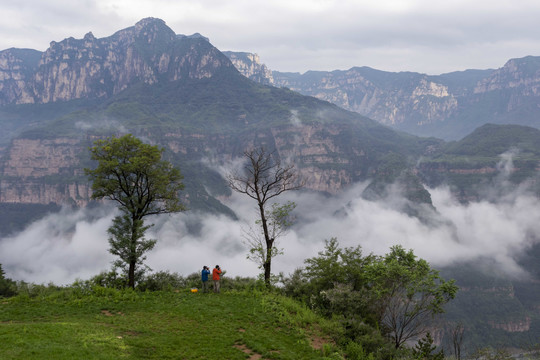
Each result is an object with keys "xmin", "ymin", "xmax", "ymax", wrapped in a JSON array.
[{"xmin": 1, "ymin": 156, "xmax": 539, "ymax": 286}]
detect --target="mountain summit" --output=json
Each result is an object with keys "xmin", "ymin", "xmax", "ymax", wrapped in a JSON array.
[{"xmin": 0, "ymin": 18, "xmax": 234, "ymax": 105}]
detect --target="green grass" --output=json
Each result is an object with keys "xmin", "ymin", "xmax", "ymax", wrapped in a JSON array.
[{"xmin": 0, "ymin": 288, "xmax": 337, "ymax": 359}]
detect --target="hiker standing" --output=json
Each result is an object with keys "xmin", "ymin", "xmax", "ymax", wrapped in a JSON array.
[
  {"xmin": 212, "ymin": 265, "xmax": 222, "ymax": 293},
  {"xmin": 201, "ymin": 266, "xmax": 210, "ymax": 293}
]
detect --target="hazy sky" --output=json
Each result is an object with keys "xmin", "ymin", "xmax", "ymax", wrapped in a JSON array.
[{"xmin": 1, "ymin": 0, "xmax": 540, "ymax": 74}]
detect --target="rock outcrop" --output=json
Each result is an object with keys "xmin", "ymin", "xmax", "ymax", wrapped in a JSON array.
[
  {"xmin": 222, "ymin": 51, "xmax": 274, "ymax": 85},
  {"xmin": 0, "ymin": 138, "xmax": 90, "ymax": 206}
]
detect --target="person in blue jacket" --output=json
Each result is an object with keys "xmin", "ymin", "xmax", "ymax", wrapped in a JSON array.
[{"xmin": 201, "ymin": 266, "xmax": 211, "ymax": 293}]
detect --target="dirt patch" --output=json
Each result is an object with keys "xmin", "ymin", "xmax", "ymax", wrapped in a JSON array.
[
  {"xmin": 307, "ymin": 326, "xmax": 334, "ymax": 351},
  {"xmin": 122, "ymin": 330, "xmax": 141, "ymax": 337},
  {"xmin": 101, "ymin": 310, "xmax": 124, "ymax": 317},
  {"xmin": 238, "ymin": 328, "xmax": 246, "ymax": 332},
  {"xmin": 234, "ymin": 343, "xmax": 262, "ymax": 360},
  {"xmin": 310, "ymin": 335, "xmax": 327, "ymax": 350}
]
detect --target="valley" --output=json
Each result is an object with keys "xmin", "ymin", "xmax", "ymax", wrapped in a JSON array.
[{"xmin": 0, "ymin": 17, "xmax": 539, "ymax": 354}]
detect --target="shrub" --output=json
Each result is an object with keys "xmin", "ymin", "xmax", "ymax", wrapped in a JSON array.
[
  {"xmin": 138, "ymin": 271, "xmax": 186, "ymax": 291},
  {"xmin": 0, "ymin": 264, "xmax": 17, "ymax": 297},
  {"xmin": 87, "ymin": 268, "xmax": 127, "ymax": 289},
  {"xmin": 14, "ymin": 281, "xmax": 63, "ymax": 299}
]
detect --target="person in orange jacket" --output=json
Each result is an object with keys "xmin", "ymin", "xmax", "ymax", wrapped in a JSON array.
[{"xmin": 212, "ymin": 265, "xmax": 222, "ymax": 293}]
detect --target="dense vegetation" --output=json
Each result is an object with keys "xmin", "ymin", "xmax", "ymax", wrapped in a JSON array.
[{"xmin": 282, "ymin": 239, "xmax": 457, "ymax": 354}]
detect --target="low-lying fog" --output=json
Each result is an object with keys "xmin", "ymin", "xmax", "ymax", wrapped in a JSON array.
[
  {"xmin": 0, "ymin": 148, "xmax": 538, "ymax": 285},
  {"xmin": 1, "ymin": 175, "xmax": 539, "ymax": 285}
]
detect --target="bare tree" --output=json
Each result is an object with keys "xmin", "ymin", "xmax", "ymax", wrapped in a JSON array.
[{"xmin": 227, "ymin": 146, "xmax": 304, "ymax": 287}]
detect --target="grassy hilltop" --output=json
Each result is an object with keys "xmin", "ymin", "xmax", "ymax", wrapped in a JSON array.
[{"xmin": 0, "ymin": 286, "xmax": 338, "ymax": 359}]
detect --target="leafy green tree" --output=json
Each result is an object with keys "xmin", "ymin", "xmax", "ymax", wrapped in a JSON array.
[
  {"xmin": 85, "ymin": 134, "xmax": 185, "ymax": 288},
  {"xmin": 364, "ymin": 245, "xmax": 458, "ymax": 348},
  {"xmin": 284, "ymin": 239, "xmax": 457, "ymax": 355},
  {"xmin": 412, "ymin": 332, "xmax": 444, "ymax": 360},
  {"xmin": 107, "ymin": 213, "xmax": 154, "ymax": 286},
  {"xmin": 227, "ymin": 146, "xmax": 303, "ymax": 287},
  {"xmin": 304, "ymin": 238, "xmax": 372, "ymax": 293}
]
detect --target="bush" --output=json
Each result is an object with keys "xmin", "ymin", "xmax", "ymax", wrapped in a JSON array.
[
  {"xmin": 345, "ymin": 341, "xmax": 376, "ymax": 360},
  {"xmin": 138, "ymin": 271, "xmax": 187, "ymax": 291},
  {"xmin": 86, "ymin": 268, "xmax": 127, "ymax": 289},
  {"xmin": 221, "ymin": 276, "xmax": 264, "ymax": 292},
  {"xmin": 14, "ymin": 281, "xmax": 63, "ymax": 299},
  {"xmin": 0, "ymin": 264, "xmax": 17, "ymax": 297},
  {"xmin": 0, "ymin": 278, "xmax": 17, "ymax": 298}
]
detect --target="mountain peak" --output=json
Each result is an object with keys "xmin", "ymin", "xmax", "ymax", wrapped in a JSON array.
[
  {"xmin": 135, "ymin": 17, "xmax": 168, "ymax": 30},
  {"xmin": 83, "ymin": 32, "xmax": 96, "ymax": 41},
  {"xmin": 0, "ymin": 18, "xmax": 235, "ymax": 105},
  {"xmin": 131, "ymin": 17, "xmax": 176, "ymax": 42}
]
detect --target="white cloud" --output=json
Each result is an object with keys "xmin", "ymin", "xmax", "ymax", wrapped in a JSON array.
[
  {"xmin": 0, "ymin": 206, "xmax": 115, "ymax": 284},
  {"xmin": 1, "ymin": 177, "xmax": 539, "ymax": 285}
]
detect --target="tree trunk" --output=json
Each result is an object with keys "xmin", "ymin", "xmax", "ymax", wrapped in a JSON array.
[
  {"xmin": 128, "ymin": 260, "xmax": 135, "ymax": 289},
  {"xmin": 258, "ymin": 202, "xmax": 273, "ymax": 287},
  {"xmin": 128, "ymin": 221, "xmax": 137, "ymax": 289},
  {"xmin": 263, "ymin": 261, "xmax": 271, "ymax": 288}
]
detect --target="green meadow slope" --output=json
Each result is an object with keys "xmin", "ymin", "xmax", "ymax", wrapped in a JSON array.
[{"xmin": 0, "ymin": 288, "xmax": 338, "ymax": 360}]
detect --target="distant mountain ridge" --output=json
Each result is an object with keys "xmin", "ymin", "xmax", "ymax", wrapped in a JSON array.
[
  {"xmin": 226, "ymin": 53, "xmax": 540, "ymax": 140},
  {"xmin": 3, "ymin": 18, "xmax": 540, "ymax": 141}
]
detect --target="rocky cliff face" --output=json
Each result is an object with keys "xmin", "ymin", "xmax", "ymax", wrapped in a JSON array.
[
  {"xmin": 0, "ymin": 48, "xmax": 41, "ymax": 104},
  {"xmin": 224, "ymin": 52, "xmax": 470, "ymax": 128},
  {"xmin": 0, "ymin": 138, "xmax": 90, "ymax": 206},
  {"xmin": 154, "ymin": 122, "xmax": 367, "ymax": 195},
  {"xmin": 488, "ymin": 318, "xmax": 531, "ymax": 332},
  {"xmin": 222, "ymin": 51, "xmax": 274, "ymax": 85},
  {"xmin": 226, "ymin": 52, "xmax": 540, "ymax": 140},
  {"xmin": 277, "ymin": 69, "xmax": 460, "ymax": 128},
  {"xmin": 474, "ymin": 56, "xmax": 540, "ymax": 95},
  {"xmin": 0, "ymin": 18, "xmax": 235, "ymax": 105},
  {"xmin": 0, "ymin": 18, "xmax": 236, "ymax": 206}
]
